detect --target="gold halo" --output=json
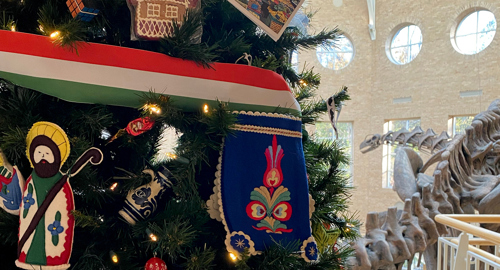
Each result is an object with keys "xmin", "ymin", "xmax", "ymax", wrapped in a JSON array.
[{"xmin": 26, "ymin": 122, "xmax": 71, "ymax": 168}]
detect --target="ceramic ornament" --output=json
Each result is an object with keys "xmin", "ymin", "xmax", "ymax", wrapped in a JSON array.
[
  {"xmin": 119, "ymin": 167, "xmax": 177, "ymax": 225},
  {"xmin": 0, "ymin": 149, "xmax": 25, "ymax": 215},
  {"xmin": 16, "ymin": 122, "xmax": 103, "ymax": 270}
]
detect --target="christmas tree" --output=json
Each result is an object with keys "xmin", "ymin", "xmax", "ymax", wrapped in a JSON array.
[{"xmin": 0, "ymin": 0, "xmax": 358, "ymax": 269}]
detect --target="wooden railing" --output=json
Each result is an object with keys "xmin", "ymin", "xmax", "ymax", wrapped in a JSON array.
[{"xmin": 435, "ymin": 214, "xmax": 500, "ymax": 270}]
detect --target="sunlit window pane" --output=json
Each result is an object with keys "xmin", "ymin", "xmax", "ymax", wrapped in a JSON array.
[
  {"xmin": 451, "ymin": 116, "xmax": 474, "ymax": 136},
  {"xmin": 316, "ymin": 122, "xmax": 354, "ymax": 185},
  {"xmin": 383, "ymin": 119, "xmax": 421, "ymax": 188},
  {"xmin": 389, "ymin": 25, "xmax": 422, "ymax": 65},
  {"xmin": 291, "ymin": 50, "xmax": 299, "ymax": 73},
  {"xmin": 316, "ymin": 35, "xmax": 354, "ymax": 70},
  {"xmin": 454, "ymin": 10, "xmax": 496, "ymax": 55}
]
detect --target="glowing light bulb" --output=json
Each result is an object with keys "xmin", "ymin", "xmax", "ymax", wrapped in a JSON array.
[
  {"xmin": 146, "ymin": 229, "xmax": 158, "ymax": 241},
  {"xmin": 166, "ymin": 152, "xmax": 177, "ymax": 159},
  {"xmin": 229, "ymin": 252, "xmax": 237, "ymax": 261},
  {"xmin": 38, "ymin": 25, "xmax": 44, "ymax": 33},
  {"xmin": 142, "ymin": 103, "xmax": 161, "ymax": 114},
  {"xmin": 10, "ymin": 25, "xmax": 16, "ymax": 32},
  {"xmin": 110, "ymin": 251, "xmax": 118, "ymax": 263},
  {"xmin": 203, "ymin": 104, "xmax": 209, "ymax": 113},
  {"xmin": 110, "ymin": 182, "xmax": 118, "ymax": 191},
  {"xmin": 50, "ymin": 31, "xmax": 60, "ymax": 39},
  {"xmin": 150, "ymin": 234, "xmax": 157, "ymax": 241}
]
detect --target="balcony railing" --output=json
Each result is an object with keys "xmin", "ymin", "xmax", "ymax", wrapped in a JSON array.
[{"xmin": 435, "ymin": 215, "xmax": 500, "ymax": 270}]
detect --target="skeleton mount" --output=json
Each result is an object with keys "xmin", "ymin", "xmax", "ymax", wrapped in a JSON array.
[{"xmin": 349, "ymin": 99, "xmax": 500, "ymax": 270}]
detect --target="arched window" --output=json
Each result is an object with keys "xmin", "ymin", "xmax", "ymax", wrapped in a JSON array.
[{"xmin": 316, "ymin": 35, "xmax": 354, "ymax": 70}]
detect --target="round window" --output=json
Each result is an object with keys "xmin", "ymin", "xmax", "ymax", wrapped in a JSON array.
[
  {"xmin": 389, "ymin": 25, "xmax": 422, "ymax": 65},
  {"xmin": 453, "ymin": 10, "xmax": 496, "ymax": 55},
  {"xmin": 316, "ymin": 35, "xmax": 354, "ymax": 70}
]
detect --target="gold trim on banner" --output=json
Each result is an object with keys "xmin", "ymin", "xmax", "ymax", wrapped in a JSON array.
[{"xmin": 232, "ymin": 124, "xmax": 302, "ymax": 138}]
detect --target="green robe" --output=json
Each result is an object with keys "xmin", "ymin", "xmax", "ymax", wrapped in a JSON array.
[{"xmin": 24, "ymin": 171, "xmax": 62, "ymax": 265}]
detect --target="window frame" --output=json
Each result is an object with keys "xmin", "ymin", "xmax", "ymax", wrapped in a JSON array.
[
  {"xmin": 387, "ymin": 24, "xmax": 423, "ymax": 65},
  {"xmin": 315, "ymin": 121, "xmax": 354, "ymax": 186},
  {"xmin": 315, "ymin": 35, "xmax": 355, "ymax": 71},
  {"xmin": 448, "ymin": 115, "xmax": 475, "ymax": 137},
  {"xmin": 382, "ymin": 119, "xmax": 421, "ymax": 189},
  {"xmin": 450, "ymin": 8, "xmax": 497, "ymax": 55}
]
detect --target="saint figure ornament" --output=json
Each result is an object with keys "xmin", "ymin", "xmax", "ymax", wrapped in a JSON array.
[{"xmin": 16, "ymin": 122, "xmax": 103, "ymax": 270}]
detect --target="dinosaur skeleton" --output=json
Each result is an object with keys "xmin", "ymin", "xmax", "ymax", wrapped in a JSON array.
[
  {"xmin": 360, "ymin": 127, "xmax": 451, "ymax": 155},
  {"xmin": 348, "ymin": 99, "xmax": 500, "ymax": 270}
]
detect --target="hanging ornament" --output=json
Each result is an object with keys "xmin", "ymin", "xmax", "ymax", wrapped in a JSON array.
[
  {"xmin": 145, "ymin": 256, "xmax": 167, "ymax": 270},
  {"xmin": 207, "ymin": 112, "xmax": 317, "ymax": 261},
  {"xmin": 226, "ymin": 0, "xmax": 305, "ymax": 41},
  {"xmin": 126, "ymin": 0, "xmax": 201, "ymax": 41},
  {"xmin": 0, "ymin": 149, "xmax": 25, "ymax": 215},
  {"xmin": 65, "ymin": 0, "xmax": 100, "ymax": 22},
  {"xmin": 107, "ymin": 117, "xmax": 155, "ymax": 144},
  {"xmin": 118, "ymin": 167, "xmax": 177, "ymax": 225},
  {"xmin": 16, "ymin": 122, "xmax": 103, "ymax": 270}
]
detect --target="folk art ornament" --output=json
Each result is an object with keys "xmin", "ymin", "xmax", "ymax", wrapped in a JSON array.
[
  {"xmin": 16, "ymin": 122, "xmax": 103, "ymax": 270},
  {"xmin": 0, "ymin": 149, "xmax": 25, "ymax": 215},
  {"xmin": 126, "ymin": 0, "xmax": 201, "ymax": 41},
  {"xmin": 107, "ymin": 117, "xmax": 155, "ymax": 144},
  {"xmin": 119, "ymin": 167, "xmax": 177, "ymax": 225},
  {"xmin": 207, "ymin": 112, "xmax": 318, "ymax": 262}
]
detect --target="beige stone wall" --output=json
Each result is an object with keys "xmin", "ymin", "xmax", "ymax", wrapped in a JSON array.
[{"xmin": 299, "ymin": 0, "xmax": 500, "ymax": 230}]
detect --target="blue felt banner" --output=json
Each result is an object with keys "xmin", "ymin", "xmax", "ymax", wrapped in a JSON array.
[{"xmin": 210, "ymin": 112, "xmax": 318, "ymax": 261}]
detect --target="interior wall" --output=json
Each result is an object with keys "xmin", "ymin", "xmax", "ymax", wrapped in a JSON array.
[{"xmin": 298, "ymin": 0, "xmax": 500, "ymax": 230}]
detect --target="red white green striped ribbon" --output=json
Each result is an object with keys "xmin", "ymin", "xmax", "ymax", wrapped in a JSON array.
[{"xmin": 0, "ymin": 30, "xmax": 300, "ymax": 113}]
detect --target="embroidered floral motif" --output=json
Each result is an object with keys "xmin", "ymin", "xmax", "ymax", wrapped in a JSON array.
[
  {"xmin": 230, "ymin": 233, "xmax": 250, "ymax": 253},
  {"xmin": 132, "ymin": 187, "xmax": 151, "ymax": 207},
  {"xmin": 245, "ymin": 135, "xmax": 293, "ymax": 233},
  {"xmin": 23, "ymin": 193, "xmax": 35, "ymax": 209},
  {"xmin": 47, "ymin": 221, "xmax": 64, "ymax": 235}
]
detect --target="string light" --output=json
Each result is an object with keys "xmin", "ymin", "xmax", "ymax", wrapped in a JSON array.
[
  {"xmin": 299, "ymin": 79, "xmax": 307, "ymax": 86},
  {"xmin": 109, "ymin": 182, "xmax": 118, "ymax": 191},
  {"xmin": 110, "ymin": 251, "xmax": 118, "ymax": 263},
  {"xmin": 10, "ymin": 25, "xmax": 16, "ymax": 32},
  {"xmin": 165, "ymin": 152, "xmax": 177, "ymax": 159},
  {"xmin": 146, "ymin": 229, "xmax": 158, "ymax": 242},
  {"xmin": 142, "ymin": 103, "xmax": 161, "ymax": 114},
  {"xmin": 229, "ymin": 252, "xmax": 237, "ymax": 261},
  {"xmin": 50, "ymin": 31, "xmax": 60, "ymax": 39},
  {"xmin": 203, "ymin": 104, "xmax": 209, "ymax": 113},
  {"xmin": 38, "ymin": 25, "xmax": 44, "ymax": 33}
]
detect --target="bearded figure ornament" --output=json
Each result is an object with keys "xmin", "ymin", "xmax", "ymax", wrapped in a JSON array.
[{"xmin": 16, "ymin": 122, "xmax": 103, "ymax": 270}]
